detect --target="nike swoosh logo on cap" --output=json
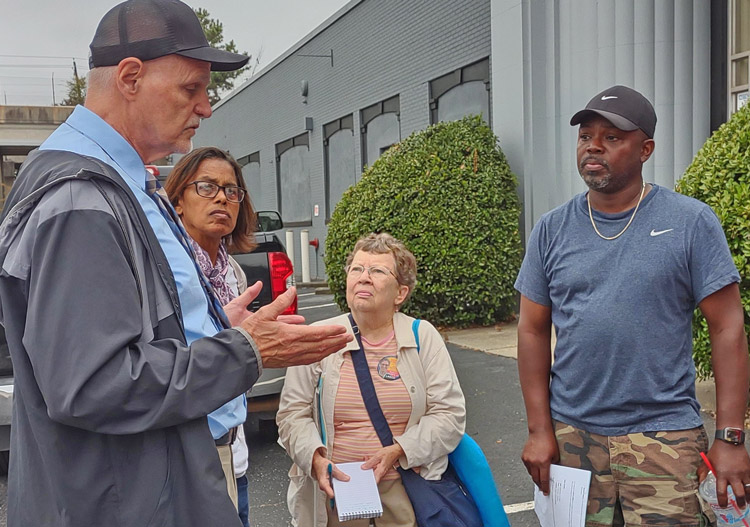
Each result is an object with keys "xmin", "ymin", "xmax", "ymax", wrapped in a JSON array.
[
  {"xmin": 650, "ymin": 229, "xmax": 674, "ymax": 237},
  {"xmin": 601, "ymin": 95, "xmax": 618, "ymax": 100}
]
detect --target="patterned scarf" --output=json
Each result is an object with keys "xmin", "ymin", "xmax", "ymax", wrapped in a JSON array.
[{"xmin": 188, "ymin": 237, "xmax": 236, "ymax": 305}]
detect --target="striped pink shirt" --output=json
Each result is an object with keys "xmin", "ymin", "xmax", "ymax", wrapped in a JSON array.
[{"xmin": 331, "ymin": 332, "xmax": 412, "ymax": 481}]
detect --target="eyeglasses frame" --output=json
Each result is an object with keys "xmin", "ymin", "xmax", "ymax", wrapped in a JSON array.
[
  {"xmin": 344, "ymin": 264, "xmax": 398, "ymax": 280},
  {"xmin": 187, "ymin": 180, "xmax": 246, "ymax": 203}
]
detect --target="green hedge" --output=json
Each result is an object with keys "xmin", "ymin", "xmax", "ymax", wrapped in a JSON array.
[
  {"xmin": 324, "ymin": 116, "xmax": 522, "ymax": 327},
  {"xmin": 675, "ymin": 103, "xmax": 750, "ymax": 379}
]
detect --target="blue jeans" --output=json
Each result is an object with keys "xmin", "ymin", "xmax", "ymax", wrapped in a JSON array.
[{"xmin": 237, "ymin": 474, "xmax": 249, "ymax": 527}]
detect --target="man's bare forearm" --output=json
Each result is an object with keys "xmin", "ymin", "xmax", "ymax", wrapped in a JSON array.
[
  {"xmin": 518, "ymin": 326, "xmax": 554, "ymax": 433},
  {"xmin": 701, "ymin": 284, "xmax": 750, "ymax": 428},
  {"xmin": 712, "ymin": 324, "xmax": 749, "ymax": 428}
]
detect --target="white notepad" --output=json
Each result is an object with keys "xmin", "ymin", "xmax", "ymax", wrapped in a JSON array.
[{"xmin": 332, "ymin": 462, "xmax": 384, "ymax": 521}]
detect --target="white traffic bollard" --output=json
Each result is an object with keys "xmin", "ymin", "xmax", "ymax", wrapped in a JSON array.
[
  {"xmin": 285, "ymin": 230, "xmax": 295, "ymax": 273},
  {"xmin": 300, "ymin": 230, "xmax": 311, "ymax": 284}
]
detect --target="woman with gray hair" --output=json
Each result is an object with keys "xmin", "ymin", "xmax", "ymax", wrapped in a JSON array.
[{"xmin": 277, "ymin": 233, "xmax": 467, "ymax": 526}]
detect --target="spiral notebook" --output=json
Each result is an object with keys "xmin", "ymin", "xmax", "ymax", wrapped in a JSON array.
[{"xmin": 332, "ymin": 462, "xmax": 384, "ymax": 521}]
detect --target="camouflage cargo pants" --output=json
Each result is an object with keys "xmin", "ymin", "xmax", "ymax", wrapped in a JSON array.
[{"xmin": 554, "ymin": 421, "xmax": 712, "ymax": 527}]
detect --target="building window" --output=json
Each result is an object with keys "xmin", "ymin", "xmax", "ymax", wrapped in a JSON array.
[
  {"xmin": 730, "ymin": 0, "xmax": 750, "ymax": 113},
  {"xmin": 323, "ymin": 114, "xmax": 355, "ymax": 220},
  {"xmin": 237, "ymin": 151, "xmax": 261, "ymax": 208},
  {"xmin": 275, "ymin": 132, "xmax": 311, "ymax": 227},
  {"xmin": 360, "ymin": 95, "xmax": 400, "ymax": 169},
  {"xmin": 429, "ymin": 57, "xmax": 490, "ymax": 125}
]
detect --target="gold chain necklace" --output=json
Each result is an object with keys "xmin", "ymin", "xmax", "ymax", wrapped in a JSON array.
[{"xmin": 587, "ymin": 181, "xmax": 646, "ymax": 241}]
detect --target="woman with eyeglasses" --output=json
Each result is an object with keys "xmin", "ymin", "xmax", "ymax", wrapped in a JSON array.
[
  {"xmin": 277, "ymin": 233, "xmax": 467, "ymax": 527},
  {"xmin": 165, "ymin": 147, "xmax": 256, "ymax": 527}
]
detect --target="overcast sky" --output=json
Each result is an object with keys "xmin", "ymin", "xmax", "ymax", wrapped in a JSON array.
[{"xmin": 0, "ymin": 0, "xmax": 351, "ymax": 106}]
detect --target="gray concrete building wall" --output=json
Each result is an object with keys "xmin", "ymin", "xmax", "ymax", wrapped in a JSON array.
[
  {"xmin": 194, "ymin": 0, "xmax": 492, "ymax": 280},
  {"xmin": 492, "ymin": 0, "xmax": 712, "ymax": 239}
]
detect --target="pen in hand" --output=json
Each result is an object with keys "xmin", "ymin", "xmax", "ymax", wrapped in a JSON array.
[{"xmin": 328, "ymin": 462, "xmax": 335, "ymax": 509}]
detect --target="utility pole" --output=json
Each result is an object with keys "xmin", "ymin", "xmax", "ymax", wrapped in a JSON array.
[{"xmin": 52, "ymin": 72, "xmax": 56, "ymax": 105}]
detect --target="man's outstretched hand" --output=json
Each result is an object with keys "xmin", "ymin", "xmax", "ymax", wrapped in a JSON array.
[
  {"xmin": 239, "ymin": 286, "xmax": 351, "ymax": 368},
  {"xmin": 225, "ymin": 281, "xmax": 306, "ymax": 326},
  {"xmin": 224, "ymin": 281, "xmax": 263, "ymax": 326}
]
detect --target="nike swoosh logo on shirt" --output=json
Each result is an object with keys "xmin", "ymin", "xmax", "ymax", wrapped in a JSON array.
[
  {"xmin": 601, "ymin": 95, "xmax": 618, "ymax": 100},
  {"xmin": 650, "ymin": 229, "xmax": 674, "ymax": 237}
]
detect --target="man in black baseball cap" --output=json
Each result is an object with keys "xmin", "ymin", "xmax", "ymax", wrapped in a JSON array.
[
  {"xmin": 89, "ymin": 0, "xmax": 249, "ymax": 71},
  {"xmin": 516, "ymin": 83, "xmax": 750, "ymax": 525},
  {"xmin": 570, "ymin": 84, "xmax": 657, "ymax": 139},
  {"xmin": 0, "ymin": 1, "xmax": 352, "ymax": 526}
]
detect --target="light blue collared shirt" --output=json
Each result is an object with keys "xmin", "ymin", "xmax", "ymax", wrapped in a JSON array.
[{"xmin": 41, "ymin": 106, "xmax": 246, "ymax": 439}]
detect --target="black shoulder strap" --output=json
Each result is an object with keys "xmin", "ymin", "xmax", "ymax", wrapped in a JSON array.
[{"xmin": 347, "ymin": 313, "xmax": 395, "ymax": 448}]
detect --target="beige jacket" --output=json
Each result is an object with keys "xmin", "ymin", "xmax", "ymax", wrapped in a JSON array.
[{"xmin": 276, "ymin": 312, "xmax": 466, "ymax": 527}]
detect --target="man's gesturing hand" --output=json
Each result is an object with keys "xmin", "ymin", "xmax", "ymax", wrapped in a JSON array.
[
  {"xmin": 239, "ymin": 287, "xmax": 352, "ymax": 368},
  {"xmin": 224, "ymin": 281, "xmax": 263, "ymax": 326}
]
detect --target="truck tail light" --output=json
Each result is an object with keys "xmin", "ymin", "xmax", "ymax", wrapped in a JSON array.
[{"xmin": 268, "ymin": 252, "xmax": 297, "ymax": 315}]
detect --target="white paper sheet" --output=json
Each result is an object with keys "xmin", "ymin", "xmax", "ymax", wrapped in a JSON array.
[{"xmin": 534, "ymin": 464, "xmax": 591, "ymax": 527}]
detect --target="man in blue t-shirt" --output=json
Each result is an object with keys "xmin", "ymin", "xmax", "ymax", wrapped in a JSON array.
[{"xmin": 515, "ymin": 85, "xmax": 750, "ymax": 526}]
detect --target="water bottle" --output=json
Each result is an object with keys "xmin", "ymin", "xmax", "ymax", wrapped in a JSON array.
[{"xmin": 698, "ymin": 472, "xmax": 750, "ymax": 526}]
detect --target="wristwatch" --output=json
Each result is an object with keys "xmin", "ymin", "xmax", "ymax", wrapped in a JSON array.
[{"xmin": 715, "ymin": 427, "xmax": 746, "ymax": 445}]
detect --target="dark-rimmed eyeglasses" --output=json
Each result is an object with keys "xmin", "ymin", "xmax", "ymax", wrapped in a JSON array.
[{"xmin": 188, "ymin": 181, "xmax": 246, "ymax": 203}]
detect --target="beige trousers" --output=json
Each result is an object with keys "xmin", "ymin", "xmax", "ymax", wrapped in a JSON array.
[
  {"xmin": 217, "ymin": 444, "xmax": 238, "ymax": 509},
  {"xmin": 326, "ymin": 477, "xmax": 416, "ymax": 527}
]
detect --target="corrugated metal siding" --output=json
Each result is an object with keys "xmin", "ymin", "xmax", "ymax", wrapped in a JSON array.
[{"xmin": 492, "ymin": 0, "xmax": 713, "ymax": 238}]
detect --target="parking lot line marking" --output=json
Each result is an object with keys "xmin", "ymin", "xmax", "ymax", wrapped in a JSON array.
[
  {"xmin": 297, "ymin": 292, "xmax": 316, "ymax": 297},
  {"xmin": 298, "ymin": 303, "xmax": 337, "ymax": 311},
  {"xmin": 504, "ymin": 500, "xmax": 535, "ymax": 514}
]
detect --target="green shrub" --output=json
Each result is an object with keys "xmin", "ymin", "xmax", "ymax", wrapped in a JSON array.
[
  {"xmin": 324, "ymin": 116, "xmax": 522, "ymax": 327},
  {"xmin": 675, "ymin": 103, "xmax": 750, "ymax": 379}
]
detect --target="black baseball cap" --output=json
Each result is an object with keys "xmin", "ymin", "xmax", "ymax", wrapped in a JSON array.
[
  {"xmin": 89, "ymin": 0, "xmax": 249, "ymax": 72},
  {"xmin": 570, "ymin": 85, "xmax": 657, "ymax": 138}
]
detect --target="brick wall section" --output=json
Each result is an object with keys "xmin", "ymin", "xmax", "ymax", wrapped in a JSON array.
[{"xmin": 194, "ymin": 0, "xmax": 491, "ymax": 279}]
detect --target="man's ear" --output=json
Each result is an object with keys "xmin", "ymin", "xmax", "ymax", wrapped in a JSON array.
[
  {"xmin": 640, "ymin": 138, "xmax": 655, "ymax": 163},
  {"xmin": 115, "ymin": 58, "xmax": 145, "ymax": 101}
]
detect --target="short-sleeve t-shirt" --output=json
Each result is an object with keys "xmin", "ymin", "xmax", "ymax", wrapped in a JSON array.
[{"xmin": 514, "ymin": 184, "xmax": 739, "ymax": 435}]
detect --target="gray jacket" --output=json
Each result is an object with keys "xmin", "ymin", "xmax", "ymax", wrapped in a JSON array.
[{"xmin": 0, "ymin": 149, "xmax": 261, "ymax": 527}]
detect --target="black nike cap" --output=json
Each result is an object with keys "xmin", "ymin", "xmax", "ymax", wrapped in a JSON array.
[
  {"xmin": 570, "ymin": 85, "xmax": 657, "ymax": 138},
  {"xmin": 89, "ymin": 0, "xmax": 249, "ymax": 72}
]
